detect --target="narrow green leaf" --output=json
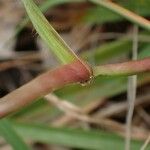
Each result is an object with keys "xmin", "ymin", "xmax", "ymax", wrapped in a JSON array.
[
  {"xmin": 84, "ymin": 0, "xmax": 150, "ymax": 25},
  {"xmin": 21, "ymin": 0, "xmax": 78, "ymax": 64},
  {"xmin": 13, "ymin": 122, "xmax": 147, "ymax": 150},
  {"xmin": 90, "ymin": 0, "xmax": 150, "ymax": 30},
  {"xmin": 0, "ymin": 119, "xmax": 30, "ymax": 150}
]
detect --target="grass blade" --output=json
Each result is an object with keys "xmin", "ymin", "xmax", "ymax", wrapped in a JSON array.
[
  {"xmin": 21, "ymin": 0, "xmax": 78, "ymax": 64},
  {"xmin": 0, "ymin": 119, "xmax": 30, "ymax": 150},
  {"xmin": 90, "ymin": 0, "xmax": 150, "ymax": 30},
  {"xmin": 13, "ymin": 122, "xmax": 146, "ymax": 150}
]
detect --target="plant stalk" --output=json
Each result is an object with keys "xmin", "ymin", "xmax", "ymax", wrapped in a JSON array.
[
  {"xmin": 93, "ymin": 58, "xmax": 150, "ymax": 76},
  {"xmin": 0, "ymin": 60, "xmax": 92, "ymax": 118},
  {"xmin": 0, "ymin": 58, "xmax": 150, "ymax": 118}
]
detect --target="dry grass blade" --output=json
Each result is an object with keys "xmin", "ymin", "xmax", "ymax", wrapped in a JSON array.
[
  {"xmin": 125, "ymin": 25, "xmax": 138, "ymax": 150},
  {"xmin": 45, "ymin": 93, "xmax": 150, "ymax": 141},
  {"xmin": 45, "ymin": 93, "xmax": 124, "ymax": 132},
  {"xmin": 45, "ymin": 94, "xmax": 83, "ymax": 114},
  {"xmin": 140, "ymin": 134, "xmax": 150, "ymax": 150},
  {"xmin": 52, "ymin": 98, "xmax": 106, "ymax": 127}
]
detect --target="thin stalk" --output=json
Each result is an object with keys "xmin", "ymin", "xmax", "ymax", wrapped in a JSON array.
[
  {"xmin": 125, "ymin": 25, "xmax": 138, "ymax": 150},
  {"xmin": 90, "ymin": 0, "xmax": 150, "ymax": 30},
  {"xmin": 93, "ymin": 58, "xmax": 150, "ymax": 76}
]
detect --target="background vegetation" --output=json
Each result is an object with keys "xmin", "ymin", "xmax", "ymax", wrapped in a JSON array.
[{"xmin": 0, "ymin": 0, "xmax": 150, "ymax": 150}]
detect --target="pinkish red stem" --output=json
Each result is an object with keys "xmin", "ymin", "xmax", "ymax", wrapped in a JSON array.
[
  {"xmin": 0, "ymin": 60, "xmax": 91, "ymax": 118},
  {"xmin": 0, "ymin": 58, "xmax": 150, "ymax": 118},
  {"xmin": 93, "ymin": 58, "xmax": 150, "ymax": 76}
]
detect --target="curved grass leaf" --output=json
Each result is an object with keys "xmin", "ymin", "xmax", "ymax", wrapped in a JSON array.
[{"xmin": 21, "ymin": 0, "xmax": 78, "ymax": 64}]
